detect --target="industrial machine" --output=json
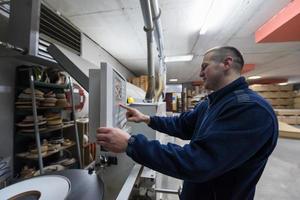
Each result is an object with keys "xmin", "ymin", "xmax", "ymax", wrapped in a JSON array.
[{"xmin": 89, "ymin": 62, "xmax": 137, "ymax": 200}]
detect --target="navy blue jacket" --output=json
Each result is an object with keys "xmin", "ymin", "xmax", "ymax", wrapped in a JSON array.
[{"xmin": 126, "ymin": 77, "xmax": 278, "ymax": 200}]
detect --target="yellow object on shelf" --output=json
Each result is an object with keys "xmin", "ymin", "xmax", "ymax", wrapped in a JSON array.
[{"xmin": 127, "ymin": 97, "xmax": 135, "ymax": 104}]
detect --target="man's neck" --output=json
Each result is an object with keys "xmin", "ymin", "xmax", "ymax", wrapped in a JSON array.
[{"xmin": 214, "ymin": 74, "xmax": 241, "ymax": 91}]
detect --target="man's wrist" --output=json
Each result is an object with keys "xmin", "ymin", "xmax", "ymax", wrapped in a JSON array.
[
  {"xmin": 143, "ymin": 115, "xmax": 150, "ymax": 125},
  {"xmin": 126, "ymin": 134, "xmax": 136, "ymax": 156},
  {"xmin": 127, "ymin": 135, "xmax": 136, "ymax": 145}
]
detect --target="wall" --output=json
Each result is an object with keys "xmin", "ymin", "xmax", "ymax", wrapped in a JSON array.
[{"xmin": 81, "ymin": 34, "xmax": 135, "ymax": 79}]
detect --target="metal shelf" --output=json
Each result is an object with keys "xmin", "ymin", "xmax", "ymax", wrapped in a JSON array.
[
  {"xmin": 16, "ymin": 106, "xmax": 67, "ymax": 111},
  {"xmin": 16, "ymin": 142, "xmax": 76, "ymax": 160},
  {"xmin": 34, "ymin": 81, "xmax": 68, "ymax": 89},
  {"xmin": 17, "ymin": 124, "xmax": 75, "ymax": 136}
]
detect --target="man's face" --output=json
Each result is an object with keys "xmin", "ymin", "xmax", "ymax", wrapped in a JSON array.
[{"xmin": 199, "ymin": 52, "xmax": 224, "ymax": 91}]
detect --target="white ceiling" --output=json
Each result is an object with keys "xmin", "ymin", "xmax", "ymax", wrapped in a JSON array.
[{"xmin": 43, "ymin": 0, "xmax": 300, "ymax": 83}]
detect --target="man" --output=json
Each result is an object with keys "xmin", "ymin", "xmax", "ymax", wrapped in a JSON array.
[{"xmin": 96, "ymin": 46, "xmax": 278, "ymax": 200}]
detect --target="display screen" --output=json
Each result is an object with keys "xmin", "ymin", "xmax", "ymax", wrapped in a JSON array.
[{"xmin": 113, "ymin": 71, "xmax": 127, "ymax": 129}]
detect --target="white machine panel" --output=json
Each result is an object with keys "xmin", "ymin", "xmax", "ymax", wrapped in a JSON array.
[
  {"xmin": 89, "ymin": 62, "xmax": 135, "ymax": 200},
  {"xmin": 89, "ymin": 62, "xmax": 127, "ymax": 142}
]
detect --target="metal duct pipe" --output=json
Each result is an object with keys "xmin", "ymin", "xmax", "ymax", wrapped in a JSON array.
[
  {"xmin": 150, "ymin": 0, "xmax": 164, "ymax": 58},
  {"xmin": 150, "ymin": 0, "xmax": 166, "ymax": 102},
  {"xmin": 140, "ymin": 0, "xmax": 155, "ymax": 102}
]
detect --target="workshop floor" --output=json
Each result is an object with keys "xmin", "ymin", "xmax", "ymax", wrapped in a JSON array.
[
  {"xmin": 157, "ymin": 138, "xmax": 300, "ymax": 200},
  {"xmin": 256, "ymin": 138, "xmax": 300, "ymax": 200}
]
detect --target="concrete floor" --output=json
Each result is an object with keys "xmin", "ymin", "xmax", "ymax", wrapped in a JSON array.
[
  {"xmin": 157, "ymin": 138, "xmax": 300, "ymax": 200},
  {"xmin": 255, "ymin": 138, "xmax": 300, "ymax": 199}
]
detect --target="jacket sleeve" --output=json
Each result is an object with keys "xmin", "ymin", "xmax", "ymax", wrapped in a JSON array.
[
  {"xmin": 126, "ymin": 102, "xmax": 277, "ymax": 182},
  {"xmin": 148, "ymin": 102, "xmax": 207, "ymax": 140}
]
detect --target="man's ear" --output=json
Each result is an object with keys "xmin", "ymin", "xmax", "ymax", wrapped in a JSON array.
[{"xmin": 223, "ymin": 56, "xmax": 233, "ymax": 70}]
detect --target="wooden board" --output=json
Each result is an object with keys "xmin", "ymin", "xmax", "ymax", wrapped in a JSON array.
[
  {"xmin": 277, "ymin": 116, "xmax": 300, "ymax": 125},
  {"xmin": 294, "ymin": 97, "xmax": 300, "ymax": 104},
  {"xmin": 294, "ymin": 103, "xmax": 300, "ymax": 109},
  {"xmin": 250, "ymin": 84, "xmax": 293, "ymax": 92},
  {"xmin": 258, "ymin": 91, "xmax": 295, "ymax": 99},
  {"xmin": 279, "ymin": 121, "xmax": 300, "ymax": 139},
  {"xmin": 275, "ymin": 109, "xmax": 300, "ymax": 116},
  {"xmin": 266, "ymin": 98, "xmax": 293, "ymax": 106},
  {"xmin": 273, "ymin": 105, "xmax": 293, "ymax": 109}
]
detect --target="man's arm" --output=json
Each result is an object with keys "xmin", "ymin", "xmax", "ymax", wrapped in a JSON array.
[
  {"xmin": 126, "ymin": 102, "xmax": 278, "ymax": 182},
  {"xmin": 121, "ymin": 102, "xmax": 207, "ymax": 140},
  {"xmin": 147, "ymin": 102, "xmax": 208, "ymax": 140}
]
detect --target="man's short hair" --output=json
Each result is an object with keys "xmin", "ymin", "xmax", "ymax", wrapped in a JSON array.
[{"xmin": 206, "ymin": 46, "xmax": 244, "ymax": 72}]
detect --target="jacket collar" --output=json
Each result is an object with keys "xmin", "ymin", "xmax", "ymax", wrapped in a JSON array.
[{"xmin": 207, "ymin": 77, "xmax": 248, "ymax": 106}]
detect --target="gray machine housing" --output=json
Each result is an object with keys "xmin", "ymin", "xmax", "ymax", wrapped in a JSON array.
[{"xmin": 89, "ymin": 62, "xmax": 135, "ymax": 200}]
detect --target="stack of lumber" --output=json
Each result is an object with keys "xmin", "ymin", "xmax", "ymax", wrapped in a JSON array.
[
  {"xmin": 294, "ymin": 92, "xmax": 300, "ymax": 109},
  {"xmin": 279, "ymin": 121, "xmax": 300, "ymax": 139},
  {"xmin": 129, "ymin": 75, "xmax": 148, "ymax": 92},
  {"xmin": 250, "ymin": 84, "xmax": 294, "ymax": 109},
  {"xmin": 275, "ymin": 109, "xmax": 300, "ymax": 125}
]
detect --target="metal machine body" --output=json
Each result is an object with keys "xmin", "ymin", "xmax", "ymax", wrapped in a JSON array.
[{"xmin": 89, "ymin": 63, "xmax": 136, "ymax": 200}]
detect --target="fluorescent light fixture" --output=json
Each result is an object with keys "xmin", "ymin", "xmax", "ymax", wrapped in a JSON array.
[
  {"xmin": 248, "ymin": 76, "xmax": 261, "ymax": 80},
  {"xmin": 278, "ymin": 82, "xmax": 288, "ymax": 86},
  {"xmin": 165, "ymin": 54, "xmax": 194, "ymax": 63},
  {"xmin": 169, "ymin": 79, "xmax": 178, "ymax": 82}
]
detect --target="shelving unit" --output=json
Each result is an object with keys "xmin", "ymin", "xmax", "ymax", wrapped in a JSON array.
[{"xmin": 13, "ymin": 66, "xmax": 82, "ymax": 178}]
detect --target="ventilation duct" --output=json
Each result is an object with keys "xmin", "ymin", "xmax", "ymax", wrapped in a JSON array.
[
  {"xmin": 39, "ymin": 4, "xmax": 81, "ymax": 54},
  {"xmin": 8, "ymin": 0, "xmax": 81, "ymax": 61}
]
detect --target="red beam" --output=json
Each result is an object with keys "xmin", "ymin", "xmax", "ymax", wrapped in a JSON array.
[
  {"xmin": 255, "ymin": 0, "xmax": 300, "ymax": 43},
  {"xmin": 242, "ymin": 64, "xmax": 255, "ymax": 74}
]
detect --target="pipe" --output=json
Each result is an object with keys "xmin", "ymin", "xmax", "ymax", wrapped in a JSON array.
[
  {"xmin": 139, "ymin": 0, "xmax": 155, "ymax": 102},
  {"xmin": 150, "ymin": 0, "xmax": 166, "ymax": 101},
  {"xmin": 150, "ymin": 0, "xmax": 164, "ymax": 58},
  {"xmin": 154, "ymin": 188, "xmax": 180, "ymax": 195}
]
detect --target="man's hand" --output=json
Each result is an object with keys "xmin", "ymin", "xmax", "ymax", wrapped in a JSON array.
[
  {"xmin": 119, "ymin": 103, "xmax": 150, "ymax": 124},
  {"xmin": 96, "ymin": 127, "xmax": 131, "ymax": 153}
]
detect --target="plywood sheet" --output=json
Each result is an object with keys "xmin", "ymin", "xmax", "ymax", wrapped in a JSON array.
[
  {"xmin": 279, "ymin": 121, "xmax": 300, "ymax": 139},
  {"xmin": 275, "ymin": 109, "xmax": 300, "ymax": 116}
]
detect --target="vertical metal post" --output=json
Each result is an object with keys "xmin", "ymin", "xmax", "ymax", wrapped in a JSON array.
[
  {"xmin": 29, "ymin": 69, "xmax": 44, "ymax": 174},
  {"xmin": 69, "ymin": 77, "xmax": 82, "ymax": 168},
  {"xmin": 9, "ymin": 0, "xmax": 41, "ymax": 56}
]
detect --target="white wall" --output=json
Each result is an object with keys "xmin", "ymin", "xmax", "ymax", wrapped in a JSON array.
[{"xmin": 81, "ymin": 34, "xmax": 135, "ymax": 79}]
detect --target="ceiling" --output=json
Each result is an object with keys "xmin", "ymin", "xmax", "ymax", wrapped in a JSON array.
[{"xmin": 42, "ymin": 0, "xmax": 300, "ymax": 84}]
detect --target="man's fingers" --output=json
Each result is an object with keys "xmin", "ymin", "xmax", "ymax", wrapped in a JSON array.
[
  {"xmin": 97, "ymin": 127, "xmax": 113, "ymax": 133},
  {"xmin": 127, "ymin": 117, "xmax": 136, "ymax": 122},
  {"xmin": 119, "ymin": 103, "xmax": 134, "ymax": 111},
  {"xmin": 96, "ymin": 133, "xmax": 110, "ymax": 142}
]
